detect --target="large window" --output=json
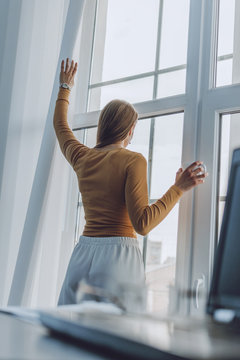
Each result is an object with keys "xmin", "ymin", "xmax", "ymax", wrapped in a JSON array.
[{"xmin": 71, "ymin": 0, "xmax": 240, "ymax": 315}]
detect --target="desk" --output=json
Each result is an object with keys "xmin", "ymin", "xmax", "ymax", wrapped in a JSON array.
[
  {"xmin": 40, "ymin": 308, "xmax": 240, "ymax": 360},
  {"xmin": 1, "ymin": 309, "xmax": 240, "ymax": 360}
]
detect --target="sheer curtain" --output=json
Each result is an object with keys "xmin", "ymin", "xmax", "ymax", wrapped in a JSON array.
[{"xmin": 0, "ymin": 0, "xmax": 86, "ymax": 307}]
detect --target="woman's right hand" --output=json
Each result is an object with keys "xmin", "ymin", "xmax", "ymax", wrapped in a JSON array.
[{"xmin": 174, "ymin": 161, "xmax": 208, "ymax": 193}]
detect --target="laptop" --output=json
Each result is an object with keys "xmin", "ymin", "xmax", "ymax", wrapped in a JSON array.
[{"xmin": 39, "ymin": 148, "xmax": 240, "ymax": 360}]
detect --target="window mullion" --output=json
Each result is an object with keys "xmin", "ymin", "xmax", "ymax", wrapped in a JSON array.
[
  {"xmin": 143, "ymin": 0, "xmax": 164, "ymax": 267},
  {"xmin": 174, "ymin": 0, "xmax": 205, "ymax": 316},
  {"xmin": 153, "ymin": 0, "xmax": 164, "ymax": 100},
  {"xmin": 142, "ymin": 117, "xmax": 155, "ymax": 267}
]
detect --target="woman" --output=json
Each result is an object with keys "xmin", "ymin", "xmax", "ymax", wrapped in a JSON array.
[{"xmin": 54, "ymin": 58, "xmax": 207, "ymax": 306}]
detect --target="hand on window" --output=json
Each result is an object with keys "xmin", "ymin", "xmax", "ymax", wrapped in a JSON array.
[
  {"xmin": 174, "ymin": 161, "xmax": 208, "ymax": 192},
  {"xmin": 59, "ymin": 58, "xmax": 78, "ymax": 89}
]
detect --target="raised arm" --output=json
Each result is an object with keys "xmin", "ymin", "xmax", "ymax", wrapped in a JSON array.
[
  {"xmin": 53, "ymin": 58, "xmax": 88, "ymax": 168},
  {"xmin": 125, "ymin": 154, "xmax": 207, "ymax": 236}
]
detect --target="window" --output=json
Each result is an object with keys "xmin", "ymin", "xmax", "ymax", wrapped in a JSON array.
[{"xmin": 71, "ymin": 0, "xmax": 240, "ymax": 315}]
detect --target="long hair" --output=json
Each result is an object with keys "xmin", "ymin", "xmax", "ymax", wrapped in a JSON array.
[{"xmin": 95, "ymin": 99, "xmax": 138, "ymax": 148}]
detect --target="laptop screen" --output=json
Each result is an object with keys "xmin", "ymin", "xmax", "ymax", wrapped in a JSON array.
[{"xmin": 207, "ymin": 148, "xmax": 240, "ymax": 314}]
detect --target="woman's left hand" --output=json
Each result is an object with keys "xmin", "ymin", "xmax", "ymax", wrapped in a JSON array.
[{"xmin": 59, "ymin": 58, "xmax": 78, "ymax": 89}]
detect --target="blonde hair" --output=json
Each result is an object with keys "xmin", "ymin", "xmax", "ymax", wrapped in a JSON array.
[{"xmin": 95, "ymin": 99, "xmax": 138, "ymax": 148}]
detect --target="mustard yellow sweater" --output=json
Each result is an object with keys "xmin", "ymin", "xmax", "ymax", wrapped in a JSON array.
[{"xmin": 53, "ymin": 88, "xmax": 183, "ymax": 238}]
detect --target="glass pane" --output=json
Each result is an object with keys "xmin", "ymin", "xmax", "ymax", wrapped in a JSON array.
[
  {"xmin": 146, "ymin": 113, "xmax": 183, "ymax": 314},
  {"xmin": 218, "ymin": 112, "xmax": 240, "ymax": 240},
  {"xmin": 216, "ymin": 0, "xmax": 240, "ymax": 86},
  {"xmin": 157, "ymin": 69, "xmax": 186, "ymax": 98},
  {"xmin": 74, "ymin": 128, "xmax": 98, "ymax": 148},
  {"xmin": 128, "ymin": 119, "xmax": 151, "ymax": 163},
  {"xmin": 75, "ymin": 129, "xmax": 85, "ymax": 143},
  {"xmin": 159, "ymin": 0, "xmax": 190, "ymax": 69},
  {"xmin": 146, "ymin": 205, "xmax": 179, "ymax": 313},
  {"xmin": 150, "ymin": 113, "xmax": 184, "ymax": 198},
  {"xmin": 88, "ymin": 77, "xmax": 154, "ymax": 111},
  {"xmin": 217, "ymin": 0, "xmax": 235, "ymax": 57},
  {"xmin": 216, "ymin": 59, "xmax": 233, "ymax": 87},
  {"xmin": 219, "ymin": 115, "xmax": 231, "ymax": 197},
  {"xmin": 219, "ymin": 113, "xmax": 240, "ymax": 197},
  {"xmin": 91, "ymin": 0, "xmax": 159, "ymax": 83},
  {"xmin": 85, "ymin": 127, "xmax": 98, "ymax": 148}
]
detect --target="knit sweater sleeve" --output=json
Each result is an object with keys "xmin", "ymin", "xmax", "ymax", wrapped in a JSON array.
[
  {"xmin": 125, "ymin": 153, "xmax": 183, "ymax": 236},
  {"xmin": 53, "ymin": 88, "xmax": 88, "ymax": 168}
]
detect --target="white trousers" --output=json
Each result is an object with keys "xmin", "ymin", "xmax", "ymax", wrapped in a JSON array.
[{"xmin": 58, "ymin": 235, "xmax": 145, "ymax": 306}]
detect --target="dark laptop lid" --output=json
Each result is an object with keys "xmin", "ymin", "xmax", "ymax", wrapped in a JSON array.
[{"xmin": 207, "ymin": 148, "xmax": 240, "ymax": 315}]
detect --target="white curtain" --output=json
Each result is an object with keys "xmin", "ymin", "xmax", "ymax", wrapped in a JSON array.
[{"xmin": 0, "ymin": 0, "xmax": 85, "ymax": 307}]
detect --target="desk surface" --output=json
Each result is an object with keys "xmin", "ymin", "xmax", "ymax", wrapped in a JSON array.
[
  {"xmin": 1, "ymin": 309, "xmax": 240, "ymax": 360},
  {"xmin": 40, "ymin": 308, "xmax": 240, "ymax": 360}
]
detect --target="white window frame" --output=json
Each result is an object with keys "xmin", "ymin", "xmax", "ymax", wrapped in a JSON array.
[
  {"xmin": 188, "ymin": 0, "xmax": 240, "ymax": 315},
  {"xmin": 67, "ymin": 0, "xmax": 240, "ymax": 316}
]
